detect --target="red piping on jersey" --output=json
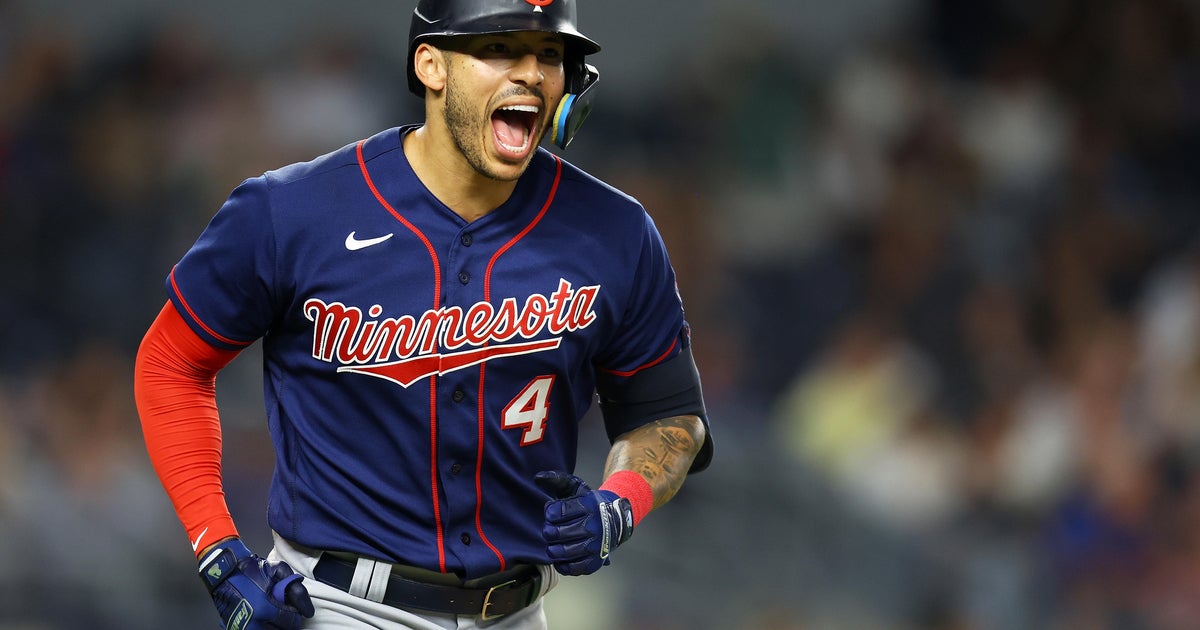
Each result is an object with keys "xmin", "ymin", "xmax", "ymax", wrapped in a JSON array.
[
  {"xmin": 355, "ymin": 140, "xmax": 443, "ymax": 297},
  {"xmin": 356, "ymin": 139, "xmax": 449, "ymax": 572},
  {"xmin": 475, "ymin": 155, "xmax": 564, "ymax": 570},
  {"xmin": 483, "ymin": 156, "xmax": 562, "ymax": 287},
  {"xmin": 600, "ymin": 336, "xmax": 679, "ymax": 378},
  {"xmin": 168, "ymin": 267, "xmax": 251, "ymax": 348}
]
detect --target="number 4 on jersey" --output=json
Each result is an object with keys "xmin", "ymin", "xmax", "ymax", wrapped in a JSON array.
[{"xmin": 503, "ymin": 376, "xmax": 556, "ymax": 445}]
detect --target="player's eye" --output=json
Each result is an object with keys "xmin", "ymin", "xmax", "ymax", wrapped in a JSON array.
[{"xmin": 483, "ymin": 42, "xmax": 511, "ymax": 55}]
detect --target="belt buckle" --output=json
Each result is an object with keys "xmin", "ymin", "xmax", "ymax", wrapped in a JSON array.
[{"xmin": 480, "ymin": 579, "xmax": 518, "ymax": 620}]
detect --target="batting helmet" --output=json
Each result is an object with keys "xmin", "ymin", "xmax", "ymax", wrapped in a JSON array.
[{"xmin": 407, "ymin": 0, "xmax": 601, "ymax": 149}]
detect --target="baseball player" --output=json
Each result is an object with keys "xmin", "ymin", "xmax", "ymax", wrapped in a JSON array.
[{"xmin": 133, "ymin": 0, "xmax": 713, "ymax": 628}]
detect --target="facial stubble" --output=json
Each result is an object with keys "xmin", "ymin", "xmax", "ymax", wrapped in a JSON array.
[{"xmin": 442, "ymin": 57, "xmax": 548, "ymax": 182}]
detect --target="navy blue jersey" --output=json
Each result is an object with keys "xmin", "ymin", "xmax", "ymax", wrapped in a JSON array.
[{"xmin": 167, "ymin": 126, "xmax": 692, "ymax": 578}]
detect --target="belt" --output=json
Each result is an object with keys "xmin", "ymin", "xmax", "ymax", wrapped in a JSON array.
[{"xmin": 312, "ymin": 554, "xmax": 542, "ymax": 620}]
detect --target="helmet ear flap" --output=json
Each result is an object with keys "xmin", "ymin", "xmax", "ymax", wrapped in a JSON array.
[{"xmin": 551, "ymin": 62, "xmax": 598, "ymax": 149}]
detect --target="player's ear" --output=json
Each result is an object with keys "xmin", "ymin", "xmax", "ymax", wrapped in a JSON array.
[{"xmin": 413, "ymin": 42, "xmax": 448, "ymax": 94}]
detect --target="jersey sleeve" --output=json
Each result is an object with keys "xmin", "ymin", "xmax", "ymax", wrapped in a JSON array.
[
  {"xmin": 167, "ymin": 176, "xmax": 279, "ymax": 349},
  {"xmin": 595, "ymin": 211, "xmax": 686, "ymax": 373},
  {"xmin": 594, "ymin": 210, "xmax": 712, "ymax": 471}
]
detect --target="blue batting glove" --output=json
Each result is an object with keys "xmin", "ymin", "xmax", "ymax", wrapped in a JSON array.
[
  {"xmin": 535, "ymin": 471, "xmax": 635, "ymax": 576},
  {"xmin": 198, "ymin": 538, "xmax": 315, "ymax": 630}
]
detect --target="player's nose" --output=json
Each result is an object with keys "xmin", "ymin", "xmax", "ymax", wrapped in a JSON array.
[{"xmin": 509, "ymin": 53, "xmax": 544, "ymax": 87}]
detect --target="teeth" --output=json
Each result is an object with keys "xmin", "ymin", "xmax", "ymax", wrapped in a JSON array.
[{"xmin": 500, "ymin": 104, "xmax": 539, "ymax": 113}]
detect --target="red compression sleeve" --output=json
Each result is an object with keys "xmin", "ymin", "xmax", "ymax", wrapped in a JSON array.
[
  {"xmin": 600, "ymin": 470, "xmax": 654, "ymax": 527},
  {"xmin": 134, "ymin": 301, "xmax": 241, "ymax": 557}
]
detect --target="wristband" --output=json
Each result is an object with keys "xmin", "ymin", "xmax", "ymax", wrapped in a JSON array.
[{"xmin": 599, "ymin": 470, "xmax": 653, "ymax": 526}]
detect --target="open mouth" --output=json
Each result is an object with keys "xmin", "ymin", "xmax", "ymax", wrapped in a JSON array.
[{"xmin": 491, "ymin": 104, "xmax": 540, "ymax": 157}]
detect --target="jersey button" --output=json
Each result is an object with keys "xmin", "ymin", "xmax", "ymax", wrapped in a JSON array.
[
  {"xmin": 458, "ymin": 271, "xmax": 470, "ymax": 285},
  {"xmin": 460, "ymin": 533, "xmax": 471, "ymax": 545},
  {"xmin": 450, "ymin": 463, "xmax": 462, "ymax": 474},
  {"xmin": 452, "ymin": 390, "xmax": 466, "ymax": 402},
  {"xmin": 461, "ymin": 233, "xmax": 473, "ymax": 246}
]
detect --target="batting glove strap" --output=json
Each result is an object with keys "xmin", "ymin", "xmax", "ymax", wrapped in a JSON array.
[
  {"xmin": 598, "ymin": 493, "xmax": 635, "ymax": 557},
  {"xmin": 536, "ymin": 471, "xmax": 637, "ymax": 576},
  {"xmin": 197, "ymin": 539, "xmax": 315, "ymax": 630},
  {"xmin": 198, "ymin": 540, "xmax": 251, "ymax": 593}
]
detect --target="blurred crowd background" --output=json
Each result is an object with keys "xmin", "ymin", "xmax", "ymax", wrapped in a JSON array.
[{"xmin": 3, "ymin": 0, "xmax": 1200, "ymax": 628}]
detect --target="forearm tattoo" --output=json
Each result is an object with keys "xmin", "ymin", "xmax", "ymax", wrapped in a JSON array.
[{"xmin": 605, "ymin": 415, "xmax": 704, "ymax": 508}]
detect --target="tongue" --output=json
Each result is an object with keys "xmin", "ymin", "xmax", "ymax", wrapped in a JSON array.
[{"xmin": 492, "ymin": 112, "xmax": 527, "ymax": 149}]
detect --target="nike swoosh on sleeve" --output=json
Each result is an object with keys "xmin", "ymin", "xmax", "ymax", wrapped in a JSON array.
[{"xmin": 191, "ymin": 527, "xmax": 209, "ymax": 552}]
